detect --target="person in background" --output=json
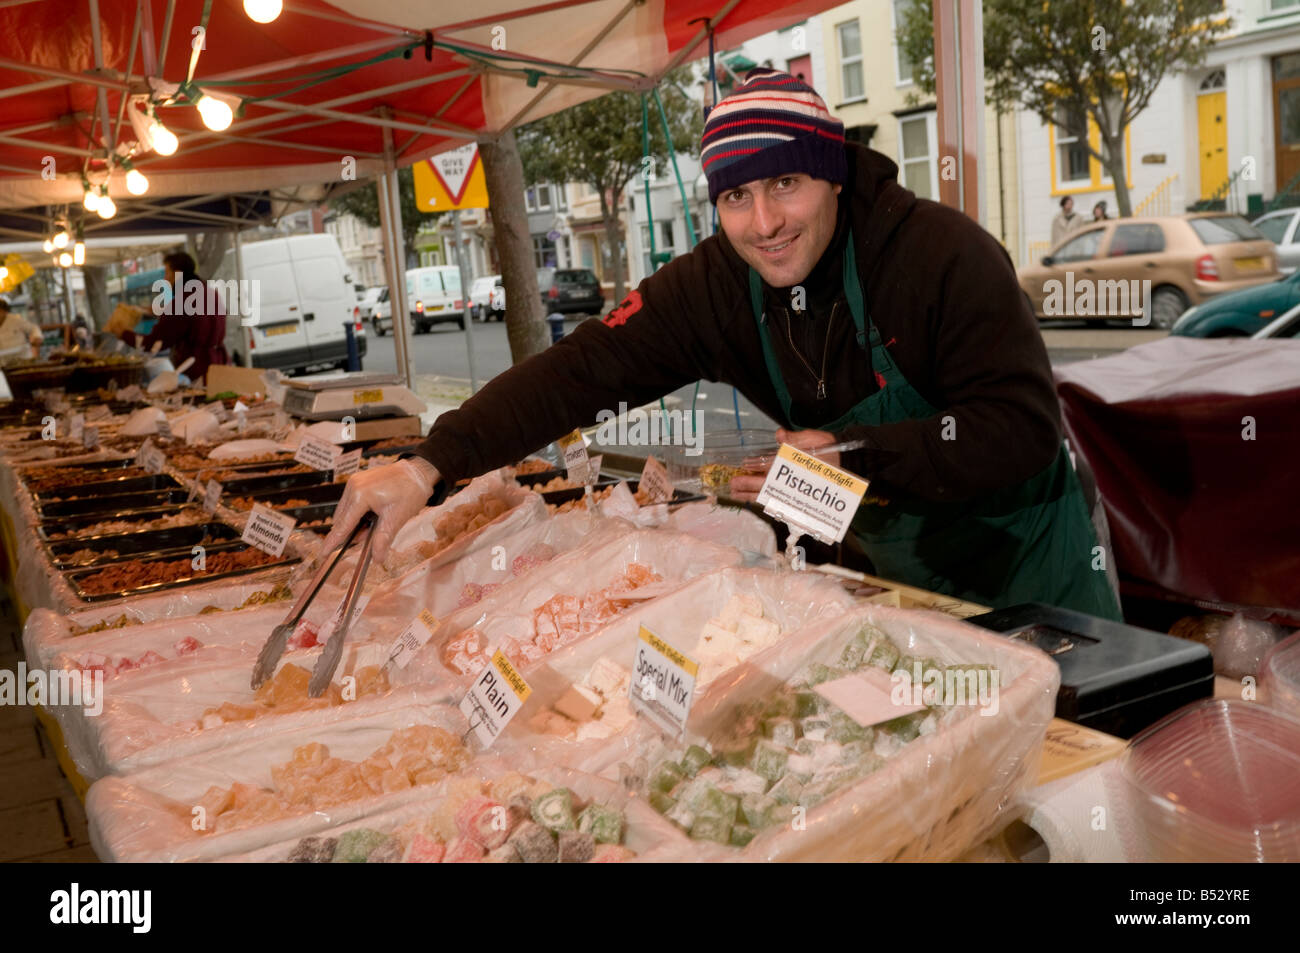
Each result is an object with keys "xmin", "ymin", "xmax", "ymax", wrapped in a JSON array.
[
  {"xmin": 1092, "ymin": 201, "xmax": 1109, "ymax": 222},
  {"xmin": 0, "ymin": 298, "xmax": 43, "ymax": 358},
  {"xmin": 1050, "ymin": 196, "xmax": 1082, "ymax": 247},
  {"xmin": 115, "ymin": 251, "xmax": 228, "ymax": 382}
]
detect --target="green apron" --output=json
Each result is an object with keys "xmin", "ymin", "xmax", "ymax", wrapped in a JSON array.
[{"xmin": 747, "ymin": 232, "xmax": 1121, "ymax": 619}]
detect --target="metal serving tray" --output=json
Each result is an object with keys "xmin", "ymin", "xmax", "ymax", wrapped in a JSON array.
[
  {"xmin": 62, "ymin": 544, "xmax": 300, "ymax": 603},
  {"xmin": 47, "ymin": 521, "xmax": 243, "ymax": 568},
  {"xmin": 36, "ymin": 487, "xmax": 191, "ymax": 519}
]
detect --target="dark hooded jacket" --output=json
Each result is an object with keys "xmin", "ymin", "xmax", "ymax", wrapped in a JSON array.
[{"xmin": 414, "ymin": 143, "xmax": 1061, "ymax": 504}]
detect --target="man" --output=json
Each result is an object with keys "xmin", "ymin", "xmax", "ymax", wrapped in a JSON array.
[
  {"xmin": 328, "ymin": 68, "xmax": 1120, "ymax": 618},
  {"xmin": 0, "ymin": 298, "xmax": 42, "ymax": 358},
  {"xmin": 114, "ymin": 251, "xmax": 228, "ymax": 381},
  {"xmin": 1051, "ymin": 196, "xmax": 1082, "ymax": 247}
]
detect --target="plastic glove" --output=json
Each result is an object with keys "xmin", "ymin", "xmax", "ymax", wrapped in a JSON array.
[
  {"xmin": 324, "ymin": 457, "xmax": 440, "ymax": 563},
  {"xmin": 728, "ymin": 428, "xmax": 839, "ymax": 502}
]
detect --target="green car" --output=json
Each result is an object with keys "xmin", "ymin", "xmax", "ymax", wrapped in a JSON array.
[{"xmin": 1171, "ymin": 270, "xmax": 1300, "ymax": 337}]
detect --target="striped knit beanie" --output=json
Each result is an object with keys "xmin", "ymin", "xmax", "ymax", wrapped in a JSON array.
[{"xmin": 701, "ymin": 66, "xmax": 847, "ymax": 204}]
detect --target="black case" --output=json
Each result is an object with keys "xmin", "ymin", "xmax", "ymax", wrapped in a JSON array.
[{"xmin": 966, "ymin": 602, "xmax": 1214, "ymax": 739}]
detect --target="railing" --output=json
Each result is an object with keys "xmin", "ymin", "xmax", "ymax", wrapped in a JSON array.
[
  {"xmin": 1134, "ymin": 173, "xmax": 1179, "ymax": 217},
  {"xmin": 1189, "ymin": 165, "xmax": 1247, "ymax": 213},
  {"xmin": 1265, "ymin": 167, "xmax": 1300, "ymax": 213}
]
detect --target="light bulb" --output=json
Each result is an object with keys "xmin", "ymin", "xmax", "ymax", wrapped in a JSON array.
[
  {"xmin": 58, "ymin": 252, "xmax": 72, "ymax": 267},
  {"xmin": 125, "ymin": 168, "xmax": 149, "ymax": 195},
  {"xmin": 98, "ymin": 195, "xmax": 117, "ymax": 219},
  {"xmin": 196, "ymin": 94, "xmax": 234, "ymax": 131},
  {"xmin": 0, "ymin": 266, "xmax": 7, "ymax": 281},
  {"xmin": 151, "ymin": 120, "xmax": 178, "ymax": 156},
  {"xmin": 83, "ymin": 189, "xmax": 100, "ymax": 212},
  {"xmin": 73, "ymin": 242, "xmax": 86, "ymax": 266},
  {"xmin": 42, "ymin": 239, "xmax": 54, "ymax": 253},
  {"xmin": 53, "ymin": 229, "xmax": 69, "ymax": 249},
  {"xmin": 243, "ymin": 0, "xmax": 282, "ymax": 23}
]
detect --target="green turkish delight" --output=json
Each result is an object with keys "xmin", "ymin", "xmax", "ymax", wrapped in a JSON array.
[
  {"xmin": 867, "ymin": 638, "xmax": 901, "ymax": 671},
  {"xmin": 577, "ymin": 804, "xmax": 624, "ymax": 845},
  {"xmin": 740, "ymin": 793, "xmax": 777, "ymax": 828},
  {"xmin": 751, "ymin": 739, "xmax": 790, "ymax": 781},
  {"xmin": 828, "ymin": 710, "xmax": 870, "ymax": 744},
  {"xmin": 689, "ymin": 815, "xmax": 733, "ymax": 844},
  {"xmin": 649, "ymin": 789, "xmax": 676, "ymax": 814},
  {"xmin": 764, "ymin": 716, "xmax": 797, "ymax": 748},
  {"xmin": 696, "ymin": 786, "xmax": 740, "ymax": 823},
  {"xmin": 794, "ymin": 689, "xmax": 826, "ymax": 717},
  {"xmin": 679, "ymin": 745, "xmax": 713, "ymax": 777},
  {"xmin": 729, "ymin": 824, "xmax": 757, "ymax": 847},
  {"xmin": 531, "ymin": 788, "xmax": 576, "ymax": 831},
  {"xmin": 331, "ymin": 828, "xmax": 388, "ymax": 863},
  {"xmin": 649, "ymin": 760, "xmax": 686, "ymax": 794},
  {"xmin": 766, "ymin": 774, "xmax": 804, "ymax": 805}
]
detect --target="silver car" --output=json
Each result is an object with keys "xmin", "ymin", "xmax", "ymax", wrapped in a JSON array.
[{"xmin": 1251, "ymin": 208, "xmax": 1300, "ymax": 275}]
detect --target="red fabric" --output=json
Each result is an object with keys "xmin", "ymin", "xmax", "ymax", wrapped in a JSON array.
[{"xmin": 1055, "ymin": 338, "xmax": 1300, "ymax": 614}]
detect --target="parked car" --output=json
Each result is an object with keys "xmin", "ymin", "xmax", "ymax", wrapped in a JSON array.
[
  {"xmin": 370, "ymin": 287, "xmax": 392, "ymax": 335},
  {"xmin": 469, "ymin": 275, "xmax": 505, "ymax": 322},
  {"xmin": 214, "ymin": 233, "xmax": 366, "ymax": 374},
  {"xmin": 406, "ymin": 265, "xmax": 465, "ymax": 332},
  {"xmin": 1170, "ymin": 268, "xmax": 1300, "ymax": 337},
  {"xmin": 537, "ymin": 267, "xmax": 605, "ymax": 316},
  {"xmin": 1255, "ymin": 302, "xmax": 1300, "ymax": 338},
  {"xmin": 1018, "ymin": 214, "xmax": 1280, "ymax": 329},
  {"xmin": 1250, "ymin": 208, "xmax": 1300, "ymax": 275},
  {"xmin": 357, "ymin": 286, "xmax": 385, "ymax": 320}
]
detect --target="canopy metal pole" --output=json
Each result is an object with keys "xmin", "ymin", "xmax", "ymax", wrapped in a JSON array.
[
  {"xmin": 61, "ymin": 266, "xmax": 74, "ymax": 325},
  {"xmin": 231, "ymin": 206, "xmax": 251, "ymax": 367},
  {"xmin": 453, "ymin": 211, "xmax": 479, "ymax": 392},
  {"xmin": 378, "ymin": 116, "xmax": 414, "ymax": 388}
]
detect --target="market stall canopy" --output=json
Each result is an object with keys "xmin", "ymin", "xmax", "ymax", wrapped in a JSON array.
[
  {"xmin": 0, "ymin": 0, "xmax": 831, "ymax": 211},
  {"xmin": 1055, "ymin": 337, "xmax": 1300, "ymax": 624}
]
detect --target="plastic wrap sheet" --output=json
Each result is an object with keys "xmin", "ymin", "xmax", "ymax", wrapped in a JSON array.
[
  {"xmin": 632, "ymin": 603, "xmax": 1060, "ymax": 862},
  {"xmin": 56, "ymin": 639, "xmax": 447, "ymax": 780},
  {"xmin": 662, "ymin": 501, "xmax": 779, "ymax": 558},
  {"xmin": 498, "ymin": 567, "xmax": 860, "ymax": 776},
  {"xmin": 1055, "ymin": 337, "xmax": 1300, "ymax": 613},
  {"xmin": 86, "ymin": 702, "xmax": 474, "ymax": 862},
  {"xmin": 353, "ymin": 508, "xmax": 633, "ymax": 646},
  {"xmin": 219, "ymin": 763, "xmax": 681, "ymax": 863},
  {"xmin": 397, "ymin": 529, "xmax": 745, "ymax": 689}
]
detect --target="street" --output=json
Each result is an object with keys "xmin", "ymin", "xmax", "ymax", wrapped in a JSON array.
[{"xmin": 361, "ymin": 316, "xmax": 1168, "ymax": 438}]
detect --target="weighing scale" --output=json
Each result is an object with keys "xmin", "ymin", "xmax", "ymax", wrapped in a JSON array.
[
  {"xmin": 966, "ymin": 602, "xmax": 1214, "ymax": 738},
  {"xmin": 281, "ymin": 372, "xmax": 427, "ymax": 421}
]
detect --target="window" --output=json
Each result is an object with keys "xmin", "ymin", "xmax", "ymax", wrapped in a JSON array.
[
  {"xmin": 689, "ymin": 211, "xmax": 704, "ymax": 244},
  {"xmin": 1188, "ymin": 216, "xmax": 1266, "ymax": 244},
  {"xmin": 1253, "ymin": 212, "xmax": 1294, "ymax": 245},
  {"xmin": 556, "ymin": 186, "xmax": 568, "ymax": 211},
  {"xmin": 1107, "ymin": 224, "xmax": 1165, "ymax": 257},
  {"xmin": 580, "ymin": 239, "xmax": 595, "ymax": 270},
  {"xmin": 537, "ymin": 184, "xmax": 552, "ymax": 210},
  {"xmin": 1055, "ymin": 104, "xmax": 1092, "ymax": 186},
  {"xmin": 837, "ymin": 20, "xmax": 864, "ymax": 102},
  {"xmin": 892, "ymin": 0, "xmax": 914, "ymax": 85},
  {"xmin": 1052, "ymin": 229, "xmax": 1104, "ymax": 263},
  {"xmin": 898, "ymin": 113, "xmax": 937, "ymax": 200},
  {"xmin": 1271, "ymin": 0, "xmax": 1300, "ymax": 13},
  {"xmin": 640, "ymin": 224, "xmax": 653, "ymax": 276},
  {"xmin": 533, "ymin": 235, "xmax": 557, "ymax": 268}
]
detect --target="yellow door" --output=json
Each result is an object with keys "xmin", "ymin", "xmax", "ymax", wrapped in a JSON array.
[{"xmin": 1198, "ymin": 91, "xmax": 1227, "ymax": 200}]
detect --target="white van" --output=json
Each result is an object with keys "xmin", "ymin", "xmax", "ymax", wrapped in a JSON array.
[
  {"xmin": 406, "ymin": 265, "xmax": 465, "ymax": 332},
  {"xmin": 215, "ymin": 234, "xmax": 366, "ymax": 374}
]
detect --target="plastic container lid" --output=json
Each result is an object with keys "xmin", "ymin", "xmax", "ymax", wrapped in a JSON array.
[
  {"xmin": 1261, "ymin": 630, "xmax": 1300, "ymax": 719},
  {"xmin": 1119, "ymin": 698, "xmax": 1300, "ymax": 861}
]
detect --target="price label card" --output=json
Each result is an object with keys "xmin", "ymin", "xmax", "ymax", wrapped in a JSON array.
[
  {"xmin": 754, "ymin": 444, "xmax": 868, "ymax": 545},
  {"xmin": 81, "ymin": 426, "xmax": 99, "ymax": 450},
  {"xmin": 136, "ymin": 439, "xmax": 165, "ymax": 474},
  {"xmin": 629, "ymin": 625, "xmax": 698, "ymax": 738},
  {"xmin": 295, "ymin": 433, "xmax": 341, "ymax": 471},
  {"xmin": 235, "ymin": 410, "xmax": 247, "ymax": 433},
  {"xmin": 385, "ymin": 609, "xmax": 439, "ymax": 670},
  {"xmin": 333, "ymin": 448, "xmax": 362, "ymax": 481},
  {"xmin": 586, "ymin": 454, "xmax": 603, "ymax": 486},
  {"xmin": 155, "ymin": 416, "xmax": 173, "ymax": 441},
  {"xmin": 233, "ymin": 399, "xmax": 249, "ymax": 413},
  {"xmin": 557, "ymin": 428, "xmax": 588, "ymax": 485},
  {"xmin": 203, "ymin": 479, "xmax": 222, "ymax": 513},
  {"xmin": 638, "ymin": 455, "xmax": 673, "ymax": 504},
  {"xmin": 67, "ymin": 413, "xmax": 85, "ymax": 441},
  {"xmin": 187, "ymin": 479, "xmax": 202, "ymax": 503},
  {"xmin": 459, "ymin": 650, "xmax": 531, "ymax": 748},
  {"xmin": 241, "ymin": 503, "xmax": 296, "ymax": 557}
]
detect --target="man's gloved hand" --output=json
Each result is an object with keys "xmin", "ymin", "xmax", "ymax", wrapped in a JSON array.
[
  {"xmin": 324, "ymin": 457, "xmax": 440, "ymax": 563},
  {"xmin": 728, "ymin": 428, "xmax": 840, "ymax": 502}
]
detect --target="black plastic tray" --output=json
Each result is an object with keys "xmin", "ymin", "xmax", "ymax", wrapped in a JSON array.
[
  {"xmin": 623, "ymin": 479, "xmax": 707, "ymax": 506},
  {"xmin": 278, "ymin": 502, "xmax": 337, "ymax": 534},
  {"xmin": 47, "ymin": 522, "xmax": 243, "ymax": 568},
  {"xmin": 36, "ymin": 506, "xmax": 201, "ymax": 542},
  {"xmin": 37, "ymin": 487, "xmax": 191, "ymax": 519},
  {"xmin": 219, "ymin": 470, "xmax": 333, "ymax": 496},
  {"xmin": 32, "ymin": 473, "xmax": 182, "ymax": 505},
  {"xmin": 63, "ymin": 544, "xmax": 301, "ymax": 603},
  {"xmin": 229, "ymin": 481, "xmax": 345, "ymax": 509},
  {"xmin": 537, "ymin": 476, "xmax": 619, "ymax": 505}
]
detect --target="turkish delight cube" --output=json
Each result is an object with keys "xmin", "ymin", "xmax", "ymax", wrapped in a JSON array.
[
  {"xmin": 751, "ymin": 740, "xmax": 790, "ymax": 782},
  {"xmin": 740, "ymin": 793, "xmax": 777, "ymax": 829},
  {"xmin": 484, "ymin": 843, "xmax": 522, "ymax": 863},
  {"xmin": 868, "ymin": 638, "xmax": 902, "ymax": 671},
  {"xmin": 287, "ymin": 836, "xmax": 336, "ymax": 863},
  {"xmin": 444, "ymin": 836, "xmax": 487, "ymax": 863},
  {"xmin": 367, "ymin": 839, "xmax": 405, "ymax": 863},
  {"xmin": 405, "ymin": 834, "xmax": 445, "ymax": 863},
  {"xmin": 689, "ymin": 815, "xmax": 732, "ymax": 844},
  {"xmin": 530, "ymin": 788, "xmax": 576, "ymax": 831},
  {"xmin": 649, "ymin": 760, "xmax": 685, "ymax": 794},
  {"xmin": 558, "ymin": 830, "xmax": 596, "ymax": 862},
  {"xmin": 331, "ymin": 828, "xmax": 389, "ymax": 863},
  {"xmin": 729, "ymin": 824, "xmax": 757, "ymax": 848},
  {"xmin": 764, "ymin": 717, "xmax": 798, "ymax": 749},
  {"xmin": 591, "ymin": 844, "xmax": 634, "ymax": 863},
  {"xmin": 577, "ymin": 804, "xmax": 623, "ymax": 845},
  {"xmin": 766, "ymin": 774, "xmax": 804, "ymax": 806},
  {"xmin": 508, "ymin": 821, "xmax": 559, "ymax": 863},
  {"xmin": 679, "ymin": 745, "xmax": 713, "ymax": 778}
]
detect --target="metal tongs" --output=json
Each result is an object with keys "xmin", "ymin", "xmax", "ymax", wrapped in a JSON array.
[{"xmin": 251, "ymin": 512, "xmax": 376, "ymax": 696}]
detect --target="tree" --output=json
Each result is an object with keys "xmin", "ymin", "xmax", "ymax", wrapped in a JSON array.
[
  {"xmin": 329, "ymin": 166, "xmax": 442, "ymax": 260},
  {"xmin": 516, "ymin": 68, "xmax": 702, "ymax": 302},
  {"xmin": 896, "ymin": 0, "xmax": 1232, "ymax": 216}
]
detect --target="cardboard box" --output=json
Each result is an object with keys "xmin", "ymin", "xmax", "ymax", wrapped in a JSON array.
[
  {"xmin": 1035, "ymin": 718, "xmax": 1127, "ymax": 785},
  {"xmin": 206, "ymin": 365, "xmax": 269, "ymax": 399}
]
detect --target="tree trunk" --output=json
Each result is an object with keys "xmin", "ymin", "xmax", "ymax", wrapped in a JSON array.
[
  {"xmin": 189, "ymin": 231, "xmax": 231, "ymax": 277},
  {"xmin": 1102, "ymin": 132, "xmax": 1132, "ymax": 217},
  {"xmin": 599, "ymin": 188, "xmax": 626, "ymax": 303},
  {"xmin": 81, "ymin": 265, "xmax": 111, "ymax": 331},
  {"xmin": 480, "ymin": 130, "xmax": 549, "ymax": 363}
]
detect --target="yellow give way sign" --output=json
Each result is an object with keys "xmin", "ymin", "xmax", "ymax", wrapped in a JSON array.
[{"xmin": 413, "ymin": 143, "xmax": 490, "ymax": 211}]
